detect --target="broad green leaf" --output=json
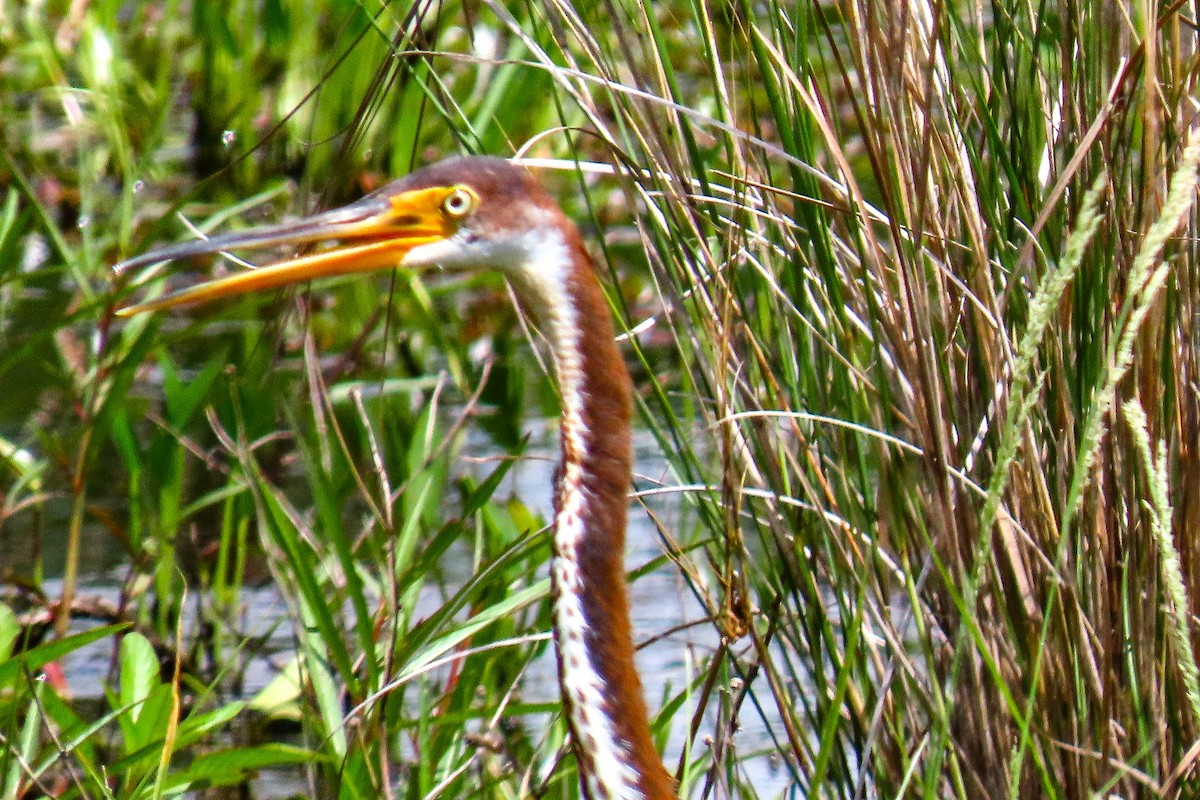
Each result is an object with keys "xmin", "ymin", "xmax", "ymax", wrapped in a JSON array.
[
  {"xmin": 119, "ymin": 632, "xmax": 160, "ymax": 723},
  {"xmin": 248, "ymin": 657, "xmax": 305, "ymax": 722},
  {"xmin": 0, "ymin": 624, "xmax": 127, "ymax": 685},
  {"xmin": 0, "ymin": 603, "xmax": 16, "ymax": 661},
  {"xmin": 179, "ymin": 743, "xmax": 325, "ymax": 786}
]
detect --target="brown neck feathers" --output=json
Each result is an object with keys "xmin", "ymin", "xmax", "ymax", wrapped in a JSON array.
[{"xmin": 550, "ymin": 231, "xmax": 677, "ymax": 800}]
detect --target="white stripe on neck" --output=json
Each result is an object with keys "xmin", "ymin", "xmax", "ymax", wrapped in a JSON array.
[{"xmin": 525, "ymin": 229, "xmax": 645, "ymax": 800}]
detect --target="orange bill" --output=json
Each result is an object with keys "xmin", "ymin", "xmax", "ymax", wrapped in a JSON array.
[{"xmin": 114, "ymin": 185, "xmax": 459, "ymax": 316}]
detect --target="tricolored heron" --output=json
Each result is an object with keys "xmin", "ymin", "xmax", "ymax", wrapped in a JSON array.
[{"xmin": 116, "ymin": 157, "xmax": 678, "ymax": 800}]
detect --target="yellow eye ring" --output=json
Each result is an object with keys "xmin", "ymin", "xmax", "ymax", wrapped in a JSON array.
[{"xmin": 442, "ymin": 186, "xmax": 476, "ymax": 218}]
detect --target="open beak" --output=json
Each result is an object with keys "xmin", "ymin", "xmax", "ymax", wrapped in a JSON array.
[{"xmin": 114, "ymin": 185, "xmax": 456, "ymax": 317}]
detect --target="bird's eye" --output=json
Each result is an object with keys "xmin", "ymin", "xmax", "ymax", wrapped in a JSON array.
[{"xmin": 442, "ymin": 187, "xmax": 475, "ymax": 218}]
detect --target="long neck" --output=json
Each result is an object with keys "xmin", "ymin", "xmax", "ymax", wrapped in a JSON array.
[{"xmin": 535, "ymin": 233, "xmax": 677, "ymax": 800}]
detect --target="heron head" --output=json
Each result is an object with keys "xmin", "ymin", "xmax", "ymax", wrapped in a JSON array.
[{"xmin": 115, "ymin": 156, "xmax": 577, "ymax": 317}]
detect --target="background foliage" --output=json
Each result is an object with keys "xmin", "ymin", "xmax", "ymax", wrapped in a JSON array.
[{"xmin": 3, "ymin": 1, "xmax": 1200, "ymax": 798}]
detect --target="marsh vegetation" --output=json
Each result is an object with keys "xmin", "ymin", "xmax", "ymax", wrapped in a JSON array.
[{"xmin": 3, "ymin": 2, "xmax": 1200, "ymax": 798}]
